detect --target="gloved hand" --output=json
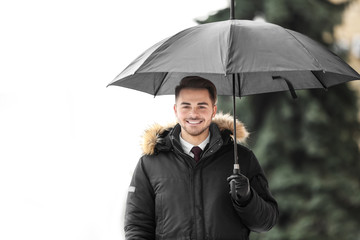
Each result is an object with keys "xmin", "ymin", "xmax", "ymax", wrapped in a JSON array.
[{"xmin": 227, "ymin": 173, "xmax": 251, "ymax": 204}]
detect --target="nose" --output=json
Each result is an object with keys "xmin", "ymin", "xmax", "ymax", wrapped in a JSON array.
[{"xmin": 189, "ymin": 107, "xmax": 200, "ymax": 118}]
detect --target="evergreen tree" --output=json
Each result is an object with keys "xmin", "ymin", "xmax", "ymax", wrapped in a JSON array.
[{"xmin": 199, "ymin": 1, "xmax": 360, "ymax": 239}]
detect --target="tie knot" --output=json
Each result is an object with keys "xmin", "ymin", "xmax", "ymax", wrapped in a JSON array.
[{"xmin": 191, "ymin": 146, "xmax": 202, "ymax": 162}]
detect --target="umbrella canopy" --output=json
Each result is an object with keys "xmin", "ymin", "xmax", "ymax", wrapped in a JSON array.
[
  {"xmin": 108, "ymin": 20, "xmax": 360, "ymax": 98},
  {"xmin": 109, "ymin": 19, "xmax": 360, "ymax": 198}
]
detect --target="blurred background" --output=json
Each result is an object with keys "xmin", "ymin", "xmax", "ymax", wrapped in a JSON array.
[
  {"xmin": 201, "ymin": 1, "xmax": 360, "ymax": 239},
  {"xmin": 1, "ymin": 0, "xmax": 359, "ymax": 240}
]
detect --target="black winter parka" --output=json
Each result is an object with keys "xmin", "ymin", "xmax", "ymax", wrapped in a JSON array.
[{"xmin": 125, "ymin": 114, "xmax": 279, "ymax": 240}]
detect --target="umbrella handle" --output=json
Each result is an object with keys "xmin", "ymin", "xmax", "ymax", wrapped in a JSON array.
[
  {"xmin": 230, "ymin": 179, "xmax": 237, "ymax": 200},
  {"xmin": 230, "ymin": 167, "xmax": 240, "ymax": 201}
]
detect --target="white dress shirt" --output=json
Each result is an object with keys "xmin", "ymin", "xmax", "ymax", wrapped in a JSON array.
[{"xmin": 179, "ymin": 132, "xmax": 211, "ymax": 158}]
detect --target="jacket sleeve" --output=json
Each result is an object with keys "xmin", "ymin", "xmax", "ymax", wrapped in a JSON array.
[
  {"xmin": 124, "ymin": 157, "xmax": 156, "ymax": 240},
  {"xmin": 232, "ymin": 151, "xmax": 279, "ymax": 233}
]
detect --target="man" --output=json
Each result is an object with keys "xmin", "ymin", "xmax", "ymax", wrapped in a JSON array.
[{"xmin": 124, "ymin": 76, "xmax": 279, "ymax": 240}]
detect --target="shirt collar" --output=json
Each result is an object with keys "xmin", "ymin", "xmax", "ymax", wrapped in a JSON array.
[{"xmin": 179, "ymin": 132, "xmax": 211, "ymax": 157}]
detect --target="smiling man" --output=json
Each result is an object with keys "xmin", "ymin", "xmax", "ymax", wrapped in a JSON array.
[
  {"xmin": 174, "ymin": 81, "xmax": 217, "ymax": 146},
  {"xmin": 124, "ymin": 76, "xmax": 279, "ymax": 240}
]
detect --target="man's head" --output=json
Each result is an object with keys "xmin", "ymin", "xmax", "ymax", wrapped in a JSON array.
[
  {"xmin": 175, "ymin": 76, "xmax": 217, "ymax": 105},
  {"xmin": 174, "ymin": 76, "xmax": 218, "ymax": 145}
]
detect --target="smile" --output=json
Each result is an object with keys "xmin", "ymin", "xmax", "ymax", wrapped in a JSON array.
[{"xmin": 186, "ymin": 119, "xmax": 203, "ymax": 125}]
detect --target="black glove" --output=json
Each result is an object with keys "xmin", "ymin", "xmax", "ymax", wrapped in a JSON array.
[{"xmin": 227, "ymin": 173, "xmax": 251, "ymax": 205}]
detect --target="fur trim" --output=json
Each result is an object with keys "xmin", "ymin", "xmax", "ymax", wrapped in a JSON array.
[
  {"xmin": 141, "ymin": 122, "xmax": 174, "ymax": 155},
  {"xmin": 141, "ymin": 113, "xmax": 249, "ymax": 155},
  {"xmin": 212, "ymin": 112, "xmax": 249, "ymax": 142}
]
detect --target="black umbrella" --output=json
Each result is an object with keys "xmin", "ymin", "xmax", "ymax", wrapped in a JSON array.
[{"xmin": 108, "ymin": 1, "xmax": 360, "ymax": 197}]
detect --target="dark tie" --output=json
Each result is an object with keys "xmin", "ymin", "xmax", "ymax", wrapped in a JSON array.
[{"xmin": 191, "ymin": 146, "xmax": 202, "ymax": 162}]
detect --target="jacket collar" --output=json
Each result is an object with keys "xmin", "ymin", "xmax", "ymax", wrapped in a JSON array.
[{"xmin": 141, "ymin": 113, "xmax": 249, "ymax": 155}]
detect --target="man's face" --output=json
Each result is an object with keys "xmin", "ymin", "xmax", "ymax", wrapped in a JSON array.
[{"xmin": 174, "ymin": 88, "xmax": 217, "ymax": 143}]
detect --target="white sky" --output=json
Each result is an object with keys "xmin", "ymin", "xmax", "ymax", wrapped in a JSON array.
[{"xmin": 0, "ymin": 0, "xmax": 228, "ymax": 239}]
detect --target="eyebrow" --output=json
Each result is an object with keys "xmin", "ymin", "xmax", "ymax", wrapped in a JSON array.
[
  {"xmin": 180, "ymin": 102, "xmax": 191, "ymax": 106},
  {"xmin": 198, "ymin": 102, "xmax": 209, "ymax": 106},
  {"xmin": 180, "ymin": 102, "xmax": 209, "ymax": 106}
]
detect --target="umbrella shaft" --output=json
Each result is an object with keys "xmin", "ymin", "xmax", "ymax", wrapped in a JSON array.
[{"xmin": 232, "ymin": 74, "xmax": 239, "ymax": 170}]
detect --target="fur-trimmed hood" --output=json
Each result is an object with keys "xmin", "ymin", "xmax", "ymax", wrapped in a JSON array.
[{"xmin": 141, "ymin": 113, "xmax": 249, "ymax": 155}]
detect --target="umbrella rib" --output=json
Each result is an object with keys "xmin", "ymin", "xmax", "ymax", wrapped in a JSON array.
[
  {"xmin": 284, "ymin": 29, "xmax": 324, "ymax": 70},
  {"xmin": 225, "ymin": 21, "xmax": 234, "ymax": 73},
  {"xmin": 154, "ymin": 72, "xmax": 169, "ymax": 97}
]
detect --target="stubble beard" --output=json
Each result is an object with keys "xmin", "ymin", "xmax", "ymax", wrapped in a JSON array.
[{"xmin": 182, "ymin": 122, "xmax": 211, "ymax": 137}]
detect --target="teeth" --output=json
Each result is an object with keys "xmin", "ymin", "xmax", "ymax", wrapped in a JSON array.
[{"xmin": 188, "ymin": 120, "xmax": 201, "ymax": 124}]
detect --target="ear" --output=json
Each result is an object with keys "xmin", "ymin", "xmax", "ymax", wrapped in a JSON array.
[
  {"xmin": 212, "ymin": 105, "xmax": 217, "ymax": 118},
  {"xmin": 174, "ymin": 104, "xmax": 177, "ymax": 116}
]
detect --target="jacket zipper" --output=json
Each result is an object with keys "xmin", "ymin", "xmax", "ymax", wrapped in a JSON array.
[
  {"xmin": 172, "ymin": 144, "xmax": 198, "ymax": 239},
  {"xmin": 189, "ymin": 168, "xmax": 198, "ymax": 240}
]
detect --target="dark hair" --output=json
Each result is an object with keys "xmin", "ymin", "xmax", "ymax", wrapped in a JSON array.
[{"xmin": 175, "ymin": 76, "xmax": 217, "ymax": 104}]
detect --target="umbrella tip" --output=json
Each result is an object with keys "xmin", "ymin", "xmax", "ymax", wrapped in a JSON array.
[{"xmin": 230, "ymin": 0, "xmax": 235, "ymax": 20}]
